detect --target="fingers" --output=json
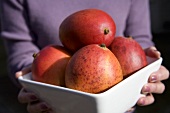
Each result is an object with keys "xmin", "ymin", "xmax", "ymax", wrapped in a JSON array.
[
  {"xmin": 149, "ymin": 66, "xmax": 169, "ymax": 82},
  {"xmin": 27, "ymin": 102, "xmax": 52, "ymax": 113},
  {"xmin": 140, "ymin": 82, "xmax": 165, "ymax": 106},
  {"xmin": 18, "ymin": 88, "xmax": 53, "ymax": 113},
  {"xmin": 18, "ymin": 88, "xmax": 38, "ymax": 103},
  {"xmin": 143, "ymin": 65, "xmax": 169, "ymax": 94},
  {"xmin": 142, "ymin": 82, "xmax": 165, "ymax": 94},
  {"xmin": 144, "ymin": 46, "xmax": 161, "ymax": 58},
  {"xmin": 142, "ymin": 65, "xmax": 169, "ymax": 94},
  {"xmin": 138, "ymin": 65, "xmax": 169, "ymax": 106},
  {"xmin": 137, "ymin": 93, "xmax": 154, "ymax": 106}
]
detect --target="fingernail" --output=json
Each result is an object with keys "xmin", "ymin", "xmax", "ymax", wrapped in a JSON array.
[
  {"xmin": 154, "ymin": 50, "xmax": 161, "ymax": 58},
  {"xmin": 15, "ymin": 71, "xmax": 22, "ymax": 78},
  {"xmin": 41, "ymin": 103, "xmax": 49, "ymax": 110},
  {"xmin": 151, "ymin": 46, "xmax": 157, "ymax": 50},
  {"xmin": 30, "ymin": 95, "xmax": 38, "ymax": 101},
  {"xmin": 150, "ymin": 76, "xmax": 157, "ymax": 82},
  {"xmin": 138, "ymin": 99, "xmax": 145, "ymax": 106},
  {"xmin": 143, "ymin": 86, "xmax": 150, "ymax": 94}
]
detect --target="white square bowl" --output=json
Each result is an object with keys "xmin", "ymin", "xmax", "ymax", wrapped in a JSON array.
[{"xmin": 18, "ymin": 57, "xmax": 162, "ymax": 113}]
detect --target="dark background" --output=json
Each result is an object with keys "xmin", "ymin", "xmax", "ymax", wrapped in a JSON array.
[{"xmin": 0, "ymin": 0, "xmax": 170, "ymax": 113}]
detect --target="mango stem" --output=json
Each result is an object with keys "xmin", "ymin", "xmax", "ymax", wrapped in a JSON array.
[
  {"xmin": 32, "ymin": 53, "xmax": 38, "ymax": 59},
  {"xmin": 104, "ymin": 28, "xmax": 109, "ymax": 35}
]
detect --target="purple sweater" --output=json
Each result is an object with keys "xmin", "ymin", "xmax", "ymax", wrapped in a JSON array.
[{"xmin": 0, "ymin": 0, "xmax": 154, "ymax": 86}]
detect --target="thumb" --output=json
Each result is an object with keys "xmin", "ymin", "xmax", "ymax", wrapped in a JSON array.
[
  {"xmin": 15, "ymin": 65, "xmax": 32, "ymax": 78},
  {"xmin": 144, "ymin": 46, "xmax": 161, "ymax": 58}
]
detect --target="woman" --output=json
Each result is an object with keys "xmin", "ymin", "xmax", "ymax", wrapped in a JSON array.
[{"xmin": 0, "ymin": 0, "xmax": 169, "ymax": 113}]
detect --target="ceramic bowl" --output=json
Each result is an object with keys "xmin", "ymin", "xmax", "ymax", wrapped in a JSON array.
[{"xmin": 18, "ymin": 57, "xmax": 162, "ymax": 113}]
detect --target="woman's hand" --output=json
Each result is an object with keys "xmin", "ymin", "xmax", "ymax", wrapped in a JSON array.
[
  {"xmin": 16, "ymin": 65, "xmax": 54, "ymax": 113},
  {"xmin": 16, "ymin": 46, "xmax": 169, "ymax": 112},
  {"xmin": 137, "ymin": 46, "xmax": 169, "ymax": 106},
  {"xmin": 18, "ymin": 88, "xmax": 53, "ymax": 113}
]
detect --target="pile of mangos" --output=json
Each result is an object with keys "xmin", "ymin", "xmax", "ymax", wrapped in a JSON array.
[{"xmin": 31, "ymin": 9, "xmax": 148, "ymax": 94}]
